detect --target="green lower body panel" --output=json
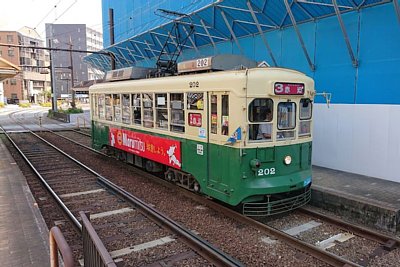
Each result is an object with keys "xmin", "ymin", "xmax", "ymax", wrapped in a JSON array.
[
  {"xmin": 92, "ymin": 121, "xmax": 312, "ymax": 213},
  {"xmin": 242, "ymin": 185, "xmax": 312, "ymax": 216}
]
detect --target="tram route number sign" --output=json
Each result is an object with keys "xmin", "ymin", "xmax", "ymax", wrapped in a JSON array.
[
  {"xmin": 189, "ymin": 113, "xmax": 202, "ymax": 127},
  {"xmin": 274, "ymin": 82, "xmax": 304, "ymax": 95}
]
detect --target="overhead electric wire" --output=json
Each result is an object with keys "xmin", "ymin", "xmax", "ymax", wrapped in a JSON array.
[
  {"xmin": 33, "ymin": 0, "xmax": 63, "ymax": 31},
  {"xmin": 51, "ymin": 0, "xmax": 78, "ymax": 24},
  {"xmin": 39, "ymin": 0, "xmax": 79, "ymax": 37}
]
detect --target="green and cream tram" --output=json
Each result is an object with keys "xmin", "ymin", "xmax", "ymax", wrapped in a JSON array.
[{"xmin": 89, "ymin": 55, "xmax": 315, "ymax": 216}]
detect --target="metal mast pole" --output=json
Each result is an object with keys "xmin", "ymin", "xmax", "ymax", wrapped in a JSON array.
[
  {"xmin": 69, "ymin": 36, "xmax": 76, "ymax": 108},
  {"xmin": 109, "ymin": 8, "xmax": 116, "ymax": 70},
  {"xmin": 48, "ymin": 39, "xmax": 57, "ymax": 111}
]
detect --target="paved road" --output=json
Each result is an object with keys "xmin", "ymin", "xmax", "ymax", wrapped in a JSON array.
[{"xmin": 0, "ymin": 104, "xmax": 90, "ymax": 131}]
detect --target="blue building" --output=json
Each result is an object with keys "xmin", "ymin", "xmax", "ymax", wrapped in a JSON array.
[{"xmin": 85, "ymin": 0, "xmax": 400, "ymax": 183}]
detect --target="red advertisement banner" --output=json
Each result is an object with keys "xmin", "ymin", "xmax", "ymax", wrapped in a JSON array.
[{"xmin": 109, "ymin": 127, "xmax": 181, "ymax": 169}]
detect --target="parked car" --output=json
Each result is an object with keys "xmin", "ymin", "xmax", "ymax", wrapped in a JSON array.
[{"xmin": 7, "ymin": 98, "xmax": 19, "ymax": 104}]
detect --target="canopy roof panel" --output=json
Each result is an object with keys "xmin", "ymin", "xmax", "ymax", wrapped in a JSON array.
[
  {"xmin": 0, "ymin": 57, "xmax": 20, "ymax": 81},
  {"xmin": 84, "ymin": 0, "xmax": 391, "ymax": 71}
]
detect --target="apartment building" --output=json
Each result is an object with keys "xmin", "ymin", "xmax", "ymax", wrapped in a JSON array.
[
  {"xmin": 0, "ymin": 27, "xmax": 50, "ymax": 103},
  {"xmin": 45, "ymin": 24, "xmax": 103, "ymax": 99}
]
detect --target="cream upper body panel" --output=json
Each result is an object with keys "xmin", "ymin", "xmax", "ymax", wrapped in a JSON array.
[
  {"xmin": 90, "ymin": 67, "xmax": 314, "ymax": 97},
  {"xmin": 90, "ymin": 67, "xmax": 315, "ymax": 147},
  {"xmin": 90, "ymin": 69, "xmax": 248, "ymax": 96}
]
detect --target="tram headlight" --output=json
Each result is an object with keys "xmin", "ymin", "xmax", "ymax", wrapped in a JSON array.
[{"xmin": 284, "ymin": 155, "xmax": 292, "ymax": 165}]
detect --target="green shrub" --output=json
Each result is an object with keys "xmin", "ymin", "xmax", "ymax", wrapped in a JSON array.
[
  {"xmin": 57, "ymin": 107, "xmax": 83, "ymax": 114},
  {"xmin": 19, "ymin": 102, "xmax": 31, "ymax": 108},
  {"xmin": 40, "ymin": 102, "xmax": 52, "ymax": 107},
  {"xmin": 68, "ymin": 107, "xmax": 83, "ymax": 114}
]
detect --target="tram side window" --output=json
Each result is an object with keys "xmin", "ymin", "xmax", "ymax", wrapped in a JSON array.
[
  {"xmin": 299, "ymin": 98, "xmax": 312, "ymax": 137},
  {"xmin": 142, "ymin": 93, "xmax": 154, "ymax": 128},
  {"xmin": 156, "ymin": 93, "xmax": 168, "ymax": 130},
  {"xmin": 92, "ymin": 94, "xmax": 98, "ymax": 117},
  {"xmin": 221, "ymin": 95, "xmax": 229, "ymax": 135},
  {"xmin": 277, "ymin": 102, "xmax": 296, "ymax": 140},
  {"xmin": 122, "ymin": 94, "xmax": 131, "ymax": 124},
  {"xmin": 97, "ymin": 94, "xmax": 105, "ymax": 119},
  {"xmin": 132, "ymin": 94, "xmax": 141, "ymax": 125},
  {"xmin": 187, "ymin": 92, "xmax": 204, "ymax": 110},
  {"xmin": 105, "ymin": 94, "xmax": 112, "ymax": 121},
  {"xmin": 210, "ymin": 95, "xmax": 217, "ymax": 134},
  {"xmin": 248, "ymin": 98, "xmax": 273, "ymax": 141},
  {"xmin": 170, "ymin": 93, "xmax": 185, "ymax": 133},
  {"xmin": 113, "ymin": 94, "xmax": 121, "ymax": 122}
]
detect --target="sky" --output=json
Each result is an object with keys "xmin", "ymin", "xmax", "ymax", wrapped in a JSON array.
[{"xmin": 0, "ymin": 0, "xmax": 103, "ymax": 38}]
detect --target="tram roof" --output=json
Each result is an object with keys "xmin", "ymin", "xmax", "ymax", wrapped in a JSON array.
[{"xmin": 84, "ymin": 0, "xmax": 391, "ymax": 72}]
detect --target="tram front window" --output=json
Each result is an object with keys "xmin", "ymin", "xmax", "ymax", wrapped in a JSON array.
[{"xmin": 248, "ymin": 98, "xmax": 273, "ymax": 141}]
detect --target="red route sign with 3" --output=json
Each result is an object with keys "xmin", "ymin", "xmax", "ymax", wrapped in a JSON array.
[{"xmin": 274, "ymin": 82, "xmax": 304, "ymax": 95}]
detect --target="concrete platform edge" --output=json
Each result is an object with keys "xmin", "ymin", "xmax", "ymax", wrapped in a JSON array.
[
  {"xmin": 311, "ymin": 185, "xmax": 400, "ymax": 233},
  {"xmin": 22, "ymin": 183, "xmax": 51, "ymax": 256},
  {"xmin": 0, "ymin": 136, "xmax": 50, "ymax": 266}
]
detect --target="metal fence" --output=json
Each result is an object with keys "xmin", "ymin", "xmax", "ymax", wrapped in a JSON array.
[
  {"xmin": 80, "ymin": 211, "xmax": 116, "ymax": 267},
  {"xmin": 51, "ymin": 112, "xmax": 70, "ymax": 123}
]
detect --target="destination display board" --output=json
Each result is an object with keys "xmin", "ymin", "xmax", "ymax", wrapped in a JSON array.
[{"xmin": 274, "ymin": 82, "xmax": 305, "ymax": 95}]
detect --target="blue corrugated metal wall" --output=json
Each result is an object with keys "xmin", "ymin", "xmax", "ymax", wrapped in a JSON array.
[
  {"xmin": 357, "ymin": 4, "xmax": 400, "ymax": 104},
  {"xmin": 102, "ymin": 1, "xmax": 400, "ymax": 105}
]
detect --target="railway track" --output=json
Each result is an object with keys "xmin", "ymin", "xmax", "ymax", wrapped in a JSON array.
[
  {"xmin": 34, "ymin": 133, "xmax": 341, "ymax": 266},
  {"xmin": 50, "ymin": 130, "xmax": 93, "ymax": 149},
  {"xmin": 2, "ymin": 109, "xmax": 399, "ymax": 266},
  {"xmin": 3, "ymin": 130, "xmax": 243, "ymax": 266},
  {"xmin": 2, "ymin": 107, "xmax": 91, "ymax": 135},
  {"xmin": 57, "ymin": 129, "xmax": 400, "ymax": 266}
]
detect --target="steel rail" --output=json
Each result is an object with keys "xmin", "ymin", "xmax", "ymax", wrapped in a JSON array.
[
  {"xmin": 47, "ymin": 130, "xmax": 104, "ymax": 157},
  {"xmin": 61, "ymin": 134, "xmax": 362, "ymax": 267},
  {"xmin": 70, "ymin": 128, "xmax": 91, "ymax": 137},
  {"xmin": 8, "ymin": 108, "xmax": 95, "ymax": 153},
  {"xmin": 299, "ymin": 206, "xmax": 400, "ymax": 249},
  {"xmin": 98, "ymin": 163, "xmax": 361, "ymax": 267},
  {"xmin": 96, "ymin": 176, "xmax": 244, "ymax": 267},
  {"xmin": 16, "ymin": 129, "xmax": 244, "ymax": 267},
  {"xmin": 0, "ymin": 129, "xmax": 82, "ymax": 230},
  {"xmin": 190, "ymin": 195, "xmax": 361, "ymax": 267}
]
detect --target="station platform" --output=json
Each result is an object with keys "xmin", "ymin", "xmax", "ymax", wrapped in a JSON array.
[
  {"xmin": 311, "ymin": 166, "xmax": 400, "ymax": 233},
  {"xmin": 0, "ymin": 137, "xmax": 50, "ymax": 266}
]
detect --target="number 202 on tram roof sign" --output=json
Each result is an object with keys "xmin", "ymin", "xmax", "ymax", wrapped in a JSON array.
[{"xmin": 274, "ymin": 82, "xmax": 304, "ymax": 95}]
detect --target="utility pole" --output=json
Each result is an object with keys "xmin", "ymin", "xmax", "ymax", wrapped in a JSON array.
[
  {"xmin": 48, "ymin": 39, "xmax": 57, "ymax": 111},
  {"xmin": 69, "ymin": 36, "xmax": 76, "ymax": 108}
]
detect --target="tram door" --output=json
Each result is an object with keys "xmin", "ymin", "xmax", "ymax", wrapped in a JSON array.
[{"xmin": 207, "ymin": 92, "xmax": 230, "ymax": 194}]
